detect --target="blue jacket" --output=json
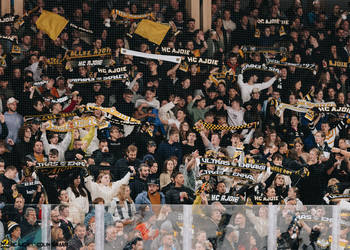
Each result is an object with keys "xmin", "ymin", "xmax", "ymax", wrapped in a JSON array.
[
  {"xmin": 156, "ymin": 141, "xmax": 182, "ymax": 165},
  {"xmin": 134, "ymin": 191, "xmax": 165, "ymax": 211}
]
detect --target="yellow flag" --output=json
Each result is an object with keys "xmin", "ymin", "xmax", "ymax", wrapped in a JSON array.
[
  {"xmin": 36, "ymin": 10, "xmax": 68, "ymax": 40},
  {"xmin": 134, "ymin": 19, "xmax": 170, "ymax": 45}
]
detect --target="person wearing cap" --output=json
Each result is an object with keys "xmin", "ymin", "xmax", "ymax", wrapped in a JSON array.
[
  {"xmin": 3, "ymin": 221, "xmax": 21, "ymax": 247},
  {"xmin": 4, "ymin": 97, "xmax": 23, "ymax": 144},
  {"xmin": 135, "ymin": 178, "xmax": 165, "ymax": 214},
  {"xmin": 142, "ymin": 140, "xmax": 157, "ymax": 162},
  {"xmin": 206, "ymin": 85, "xmax": 219, "ymax": 106},
  {"xmin": 29, "ymin": 118, "xmax": 42, "ymax": 141}
]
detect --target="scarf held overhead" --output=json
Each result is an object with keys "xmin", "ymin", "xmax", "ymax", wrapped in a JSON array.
[
  {"xmin": 24, "ymin": 112, "xmax": 78, "ymax": 123},
  {"xmin": 194, "ymin": 120, "xmax": 259, "ymax": 132},
  {"xmin": 45, "ymin": 116, "xmax": 108, "ymax": 132},
  {"xmin": 35, "ymin": 161, "xmax": 87, "ymax": 175},
  {"xmin": 199, "ymin": 169, "xmax": 255, "ymax": 182},
  {"xmin": 121, "ymin": 48, "xmax": 181, "ymax": 64},
  {"xmin": 199, "ymin": 158, "xmax": 309, "ymax": 176},
  {"xmin": 111, "ymin": 9, "xmax": 155, "ymax": 20}
]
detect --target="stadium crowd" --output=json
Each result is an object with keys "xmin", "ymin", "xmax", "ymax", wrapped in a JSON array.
[{"xmin": 0, "ymin": 0, "xmax": 350, "ymax": 249}]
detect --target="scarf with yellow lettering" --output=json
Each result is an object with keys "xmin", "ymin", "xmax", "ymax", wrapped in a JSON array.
[
  {"xmin": 24, "ymin": 112, "xmax": 78, "ymax": 123},
  {"xmin": 111, "ymin": 9, "xmax": 155, "ymax": 21},
  {"xmin": 46, "ymin": 116, "xmax": 108, "ymax": 132},
  {"xmin": 86, "ymin": 105, "xmax": 141, "ymax": 124},
  {"xmin": 64, "ymin": 48, "xmax": 112, "ymax": 60},
  {"xmin": 86, "ymin": 106, "xmax": 153, "ymax": 136},
  {"xmin": 35, "ymin": 161, "xmax": 88, "ymax": 175}
]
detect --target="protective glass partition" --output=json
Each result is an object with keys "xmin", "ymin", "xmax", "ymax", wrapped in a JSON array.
[{"xmin": 0, "ymin": 204, "xmax": 347, "ymax": 249}]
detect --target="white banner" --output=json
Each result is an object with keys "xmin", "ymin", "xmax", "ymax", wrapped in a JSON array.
[{"xmin": 121, "ymin": 48, "xmax": 181, "ymax": 64}]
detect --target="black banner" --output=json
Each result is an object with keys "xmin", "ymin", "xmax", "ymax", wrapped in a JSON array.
[
  {"xmin": 328, "ymin": 60, "xmax": 348, "ymax": 68},
  {"xmin": 50, "ymin": 96, "xmax": 70, "ymax": 104},
  {"xmin": 257, "ymin": 18, "xmax": 289, "ymax": 25},
  {"xmin": 68, "ymin": 74, "xmax": 127, "ymax": 84},
  {"xmin": 266, "ymin": 58, "xmax": 316, "ymax": 71},
  {"xmin": 329, "ymin": 194, "xmax": 350, "ymax": 200},
  {"xmin": 95, "ymin": 66, "xmax": 128, "ymax": 74},
  {"xmin": 241, "ymin": 64, "xmax": 280, "ymax": 74},
  {"xmin": 208, "ymin": 194, "xmax": 241, "ymax": 204},
  {"xmin": 68, "ymin": 58, "xmax": 112, "ymax": 68},
  {"xmin": 316, "ymin": 106, "xmax": 350, "ymax": 115},
  {"xmin": 46, "ymin": 58, "xmax": 64, "ymax": 65},
  {"xmin": 199, "ymin": 169, "xmax": 255, "ymax": 182},
  {"xmin": 159, "ymin": 47, "xmax": 192, "ymax": 56},
  {"xmin": 64, "ymin": 47, "xmax": 112, "ymax": 60},
  {"xmin": 199, "ymin": 158, "xmax": 309, "ymax": 176},
  {"xmin": 0, "ymin": 35, "xmax": 18, "ymax": 43},
  {"xmin": 0, "ymin": 16, "xmax": 15, "ymax": 23},
  {"xmin": 33, "ymin": 80, "xmax": 48, "ymax": 87},
  {"xmin": 241, "ymin": 46, "xmax": 287, "ymax": 54},
  {"xmin": 69, "ymin": 23, "xmax": 93, "ymax": 34},
  {"xmin": 186, "ymin": 56, "xmax": 219, "ymax": 66},
  {"xmin": 36, "ymin": 161, "xmax": 87, "ymax": 175}
]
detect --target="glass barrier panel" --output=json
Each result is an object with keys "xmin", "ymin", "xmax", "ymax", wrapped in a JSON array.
[
  {"xmin": 191, "ymin": 204, "xmax": 269, "ymax": 250},
  {"xmin": 103, "ymin": 204, "xmax": 184, "ymax": 250},
  {"xmin": 0, "ymin": 204, "xmax": 346, "ymax": 249},
  {"xmin": 275, "ymin": 205, "xmax": 337, "ymax": 249}
]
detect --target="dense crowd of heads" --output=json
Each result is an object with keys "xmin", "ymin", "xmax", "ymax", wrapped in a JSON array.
[{"xmin": 0, "ymin": 0, "xmax": 349, "ymax": 249}]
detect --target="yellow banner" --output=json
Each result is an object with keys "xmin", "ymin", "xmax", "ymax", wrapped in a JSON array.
[{"xmin": 46, "ymin": 117, "xmax": 108, "ymax": 132}]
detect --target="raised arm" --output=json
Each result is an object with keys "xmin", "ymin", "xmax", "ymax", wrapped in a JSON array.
[
  {"xmin": 112, "ymin": 171, "xmax": 133, "ymax": 194},
  {"xmin": 256, "ymin": 76, "xmax": 277, "ymax": 91},
  {"xmin": 40, "ymin": 126, "xmax": 50, "ymax": 155},
  {"xmin": 237, "ymin": 74, "xmax": 245, "ymax": 88},
  {"xmin": 332, "ymin": 147, "xmax": 350, "ymax": 158},
  {"xmin": 199, "ymin": 129, "xmax": 210, "ymax": 148},
  {"xmin": 60, "ymin": 131, "xmax": 72, "ymax": 152},
  {"xmin": 84, "ymin": 175, "xmax": 98, "ymax": 193}
]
